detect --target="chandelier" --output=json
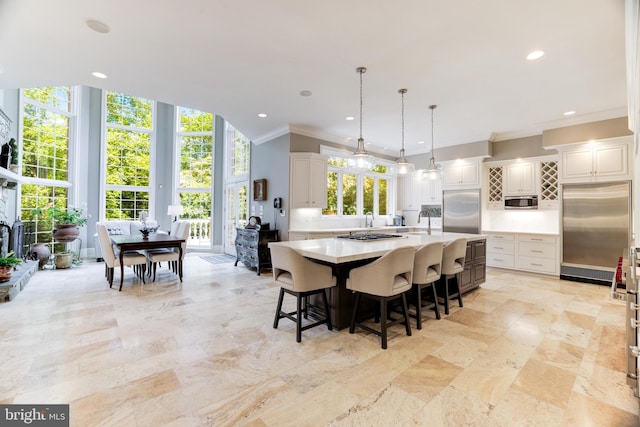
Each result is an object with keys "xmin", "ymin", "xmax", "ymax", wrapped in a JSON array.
[{"xmin": 396, "ymin": 88, "xmax": 415, "ymax": 175}]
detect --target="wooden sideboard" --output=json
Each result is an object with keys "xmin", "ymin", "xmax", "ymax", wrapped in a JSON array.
[{"xmin": 234, "ymin": 228, "xmax": 278, "ymax": 275}]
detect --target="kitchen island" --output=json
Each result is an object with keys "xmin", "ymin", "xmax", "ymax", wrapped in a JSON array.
[{"xmin": 269, "ymin": 231, "xmax": 486, "ymax": 329}]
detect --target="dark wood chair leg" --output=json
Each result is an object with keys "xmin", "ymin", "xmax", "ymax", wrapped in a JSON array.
[
  {"xmin": 430, "ymin": 283, "xmax": 441, "ymax": 319},
  {"xmin": 401, "ymin": 293, "xmax": 412, "ymax": 337},
  {"xmin": 443, "ymin": 276, "xmax": 451, "ymax": 315},
  {"xmin": 273, "ymin": 288, "xmax": 285, "ymax": 328},
  {"xmin": 455, "ymin": 276, "xmax": 463, "ymax": 308},
  {"xmin": 380, "ymin": 296, "xmax": 388, "ymax": 349},
  {"xmin": 415, "ymin": 285, "xmax": 423, "ymax": 330},
  {"xmin": 296, "ymin": 293, "xmax": 302, "ymax": 343}
]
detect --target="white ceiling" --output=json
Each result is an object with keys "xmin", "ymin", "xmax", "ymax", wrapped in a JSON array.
[{"xmin": 0, "ymin": 0, "xmax": 629, "ymax": 156}]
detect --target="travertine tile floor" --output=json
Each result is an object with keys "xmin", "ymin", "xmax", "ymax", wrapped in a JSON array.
[{"xmin": 1, "ymin": 254, "xmax": 639, "ymax": 426}]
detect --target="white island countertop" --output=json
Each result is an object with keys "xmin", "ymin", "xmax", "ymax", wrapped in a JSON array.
[{"xmin": 269, "ymin": 231, "xmax": 486, "ymax": 264}]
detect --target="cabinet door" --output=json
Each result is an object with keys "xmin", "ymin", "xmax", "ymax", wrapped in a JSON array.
[
  {"xmin": 561, "ymin": 148, "xmax": 593, "ymax": 180},
  {"xmin": 443, "ymin": 162, "xmax": 479, "ymax": 188},
  {"xmin": 399, "ymin": 175, "xmax": 419, "ymax": 210},
  {"xmin": 309, "ymin": 157, "xmax": 328, "ymax": 208},
  {"xmin": 460, "ymin": 163, "xmax": 480, "ymax": 186},
  {"xmin": 443, "ymin": 164, "xmax": 463, "ymax": 187},
  {"xmin": 594, "ymin": 144, "xmax": 628, "ymax": 178},
  {"xmin": 290, "ymin": 157, "xmax": 311, "ymax": 208},
  {"xmin": 505, "ymin": 162, "xmax": 535, "ymax": 195},
  {"xmin": 420, "ymin": 177, "xmax": 442, "ymax": 204}
]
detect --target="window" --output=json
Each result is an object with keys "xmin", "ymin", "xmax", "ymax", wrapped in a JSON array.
[
  {"xmin": 176, "ymin": 107, "xmax": 214, "ymax": 248},
  {"xmin": 321, "ymin": 148, "xmax": 395, "ymax": 217},
  {"xmin": 227, "ymin": 124, "xmax": 250, "ymax": 178},
  {"xmin": 103, "ymin": 92, "xmax": 153, "ymax": 220},
  {"xmin": 20, "ymin": 86, "xmax": 75, "ymax": 250}
]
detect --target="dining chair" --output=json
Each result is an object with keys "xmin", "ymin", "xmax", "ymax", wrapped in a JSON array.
[
  {"xmin": 438, "ymin": 238, "xmax": 467, "ymax": 315},
  {"xmin": 411, "ymin": 242, "xmax": 443, "ymax": 329},
  {"xmin": 346, "ymin": 246, "xmax": 414, "ymax": 349},
  {"xmin": 145, "ymin": 220, "xmax": 190, "ymax": 281},
  {"xmin": 271, "ymin": 245, "xmax": 336, "ymax": 343},
  {"xmin": 96, "ymin": 222, "xmax": 147, "ymax": 291}
]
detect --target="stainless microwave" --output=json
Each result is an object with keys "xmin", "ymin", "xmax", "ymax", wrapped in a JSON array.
[{"xmin": 504, "ymin": 195, "xmax": 538, "ymax": 209}]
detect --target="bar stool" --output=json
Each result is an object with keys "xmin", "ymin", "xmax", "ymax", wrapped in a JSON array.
[
  {"xmin": 438, "ymin": 238, "xmax": 467, "ymax": 315},
  {"xmin": 347, "ymin": 246, "xmax": 414, "ymax": 349},
  {"xmin": 271, "ymin": 245, "xmax": 336, "ymax": 343},
  {"xmin": 411, "ymin": 242, "xmax": 443, "ymax": 329}
]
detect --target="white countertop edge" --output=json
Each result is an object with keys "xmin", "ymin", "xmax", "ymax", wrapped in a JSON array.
[{"xmin": 481, "ymin": 229, "xmax": 559, "ymax": 236}]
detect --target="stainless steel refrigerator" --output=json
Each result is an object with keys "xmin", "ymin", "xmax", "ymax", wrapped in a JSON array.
[
  {"xmin": 442, "ymin": 189, "xmax": 481, "ymax": 234},
  {"xmin": 561, "ymin": 181, "xmax": 631, "ymax": 283}
]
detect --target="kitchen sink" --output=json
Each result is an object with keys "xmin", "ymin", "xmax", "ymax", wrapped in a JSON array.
[{"xmin": 336, "ymin": 233, "xmax": 404, "ymax": 241}]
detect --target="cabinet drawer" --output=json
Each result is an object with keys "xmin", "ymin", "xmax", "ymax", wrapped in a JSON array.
[
  {"xmin": 518, "ymin": 242, "xmax": 555, "ymax": 259},
  {"xmin": 486, "ymin": 253, "xmax": 515, "ymax": 268},
  {"xmin": 486, "ymin": 241, "xmax": 514, "ymax": 255},
  {"xmin": 517, "ymin": 256, "xmax": 556, "ymax": 274},
  {"xmin": 487, "ymin": 233, "xmax": 515, "ymax": 243},
  {"xmin": 518, "ymin": 234, "xmax": 557, "ymax": 244}
]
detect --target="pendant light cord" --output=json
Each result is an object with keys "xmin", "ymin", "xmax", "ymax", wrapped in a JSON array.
[
  {"xmin": 359, "ymin": 69, "xmax": 364, "ymax": 140},
  {"xmin": 430, "ymin": 104, "xmax": 437, "ymax": 159},
  {"xmin": 401, "ymin": 90, "xmax": 405, "ymax": 150}
]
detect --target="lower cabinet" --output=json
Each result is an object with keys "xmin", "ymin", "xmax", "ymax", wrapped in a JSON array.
[
  {"xmin": 486, "ymin": 232, "xmax": 558, "ymax": 275},
  {"xmin": 458, "ymin": 239, "xmax": 486, "ymax": 294},
  {"xmin": 234, "ymin": 228, "xmax": 279, "ymax": 275}
]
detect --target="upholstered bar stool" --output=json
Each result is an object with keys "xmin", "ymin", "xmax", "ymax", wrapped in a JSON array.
[
  {"xmin": 438, "ymin": 238, "xmax": 467, "ymax": 315},
  {"xmin": 347, "ymin": 246, "xmax": 415, "ymax": 349},
  {"xmin": 271, "ymin": 245, "xmax": 336, "ymax": 343},
  {"xmin": 411, "ymin": 242, "xmax": 443, "ymax": 329}
]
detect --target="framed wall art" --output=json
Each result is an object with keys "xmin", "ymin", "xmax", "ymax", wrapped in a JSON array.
[{"xmin": 253, "ymin": 179, "xmax": 267, "ymax": 201}]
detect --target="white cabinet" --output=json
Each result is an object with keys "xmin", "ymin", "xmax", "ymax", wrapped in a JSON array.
[
  {"xmin": 560, "ymin": 138, "xmax": 631, "ymax": 183},
  {"xmin": 442, "ymin": 159, "xmax": 480, "ymax": 189},
  {"xmin": 419, "ymin": 175, "xmax": 443, "ymax": 204},
  {"xmin": 485, "ymin": 232, "xmax": 558, "ymax": 276},
  {"xmin": 505, "ymin": 162, "xmax": 535, "ymax": 195},
  {"xmin": 399, "ymin": 174, "xmax": 420, "ymax": 210},
  {"xmin": 517, "ymin": 234, "xmax": 558, "ymax": 275},
  {"xmin": 290, "ymin": 153, "xmax": 328, "ymax": 208}
]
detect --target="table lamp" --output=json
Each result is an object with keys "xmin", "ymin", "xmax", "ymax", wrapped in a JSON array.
[{"xmin": 167, "ymin": 205, "xmax": 184, "ymax": 222}]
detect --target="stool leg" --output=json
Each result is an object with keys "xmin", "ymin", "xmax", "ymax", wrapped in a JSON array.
[
  {"xmin": 296, "ymin": 293, "xmax": 302, "ymax": 343},
  {"xmin": 380, "ymin": 296, "xmax": 388, "ymax": 349},
  {"xmin": 349, "ymin": 293, "xmax": 361, "ymax": 334},
  {"xmin": 430, "ymin": 283, "xmax": 441, "ymax": 319},
  {"xmin": 415, "ymin": 285, "xmax": 423, "ymax": 330},
  {"xmin": 455, "ymin": 275, "xmax": 464, "ymax": 308},
  {"xmin": 401, "ymin": 293, "xmax": 412, "ymax": 337},
  {"xmin": 321, "ymin": 289, "xmax": 332, "ymax": 331},
  {"xmin": 273, "ymin": 288, "xmax": 285, "ymax": 328},
  {"xmin": 444, "ymin": 276, "xmax": 451, "ymax": 315}
]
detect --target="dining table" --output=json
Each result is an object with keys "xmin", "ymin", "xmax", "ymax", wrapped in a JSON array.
[{"xmin": 110, "ymin": 233, "xmax": 186, "ymax": 290}]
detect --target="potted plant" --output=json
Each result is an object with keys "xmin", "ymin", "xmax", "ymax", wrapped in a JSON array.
[
  {"xmin": 0, "ymin": 251, "xmax": 22, "ymax": 282},
  {"xmin": 32, "ymin": 205, "xmax": 89, "ymax": 242},
  {"xmin": 8, "ymin": 138, "xmax": 18, "ymax": 173}
]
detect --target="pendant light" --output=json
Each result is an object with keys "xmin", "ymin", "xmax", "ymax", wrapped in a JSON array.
[
  {"xmin": 347, "ymin": 66, "xmax": 374, "ymax": 171},
  {"xmin": 425, "ymin": 104, "xmax": 441, "ymax": 179},
  {"xmin": 396, "ymin": 88, "xmax": 415, "ymax": 175}
]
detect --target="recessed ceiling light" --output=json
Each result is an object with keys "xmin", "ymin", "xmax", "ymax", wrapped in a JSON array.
[
  {"xmin": 300, "ymin": 90, "xmax": 312, "ymax": 97},
  {"xmin": 345, "ymin": 116, "xmax": 355, "ymax": 121},
  {"xmin": 86, "ymin": 19, "xmax": 110, "ymax": 34},
  {"xmin": 92, "ymin": 71, "xmax": 107, "ymax": 79},
  {"xmin": 564, "ymin": 110, "xmax": 576, "ymax": 116},
  {"xmin": 417, "ymin": 140, "xmax": 425, "ymax": 144},
  {"xmin": 526, "ymin": 50, "xmax": 544, "ymax": 60},
  {"xmin": 257, "ymin": 113, "xmax": 267, "ymax": 118}
]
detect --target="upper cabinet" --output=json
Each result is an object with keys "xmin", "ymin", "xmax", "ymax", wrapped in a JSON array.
[
  {"xmin": 442, "ymin": 159, "xmax": 481, "ymax": 189},
  {"xmin": 289, "ymin": 153, "xmax": 328, "ymax": 208},
  {"xmin": 504, "ymin": 161, "xmax": 535, "ymax": 195},
  {"xmin": 559, "ymin": 137, "xmax": 632, "ymax": 183},
  {"xmin": 420, "ymin": 176, "xmax": 442, "ymax": 204},
  {"xmin": 399, "ymin": 174, "xmax": 420, "ymax": 210}
]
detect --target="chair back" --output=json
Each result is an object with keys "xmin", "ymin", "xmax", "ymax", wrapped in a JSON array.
[
  {"xmin": 177, "ymin": 221, "xmax": 190, "ymax": 259},
  {"xmin": 96, "ymin": 223, "xmax": 117, "ymax": 268},
  {"xmin": 270, "ymin": 245, "xmax": 335, "ymax": 292},
  {"xmin": 441, "ymin": 238, "xmax": 467, "ymax": 275},
  {"xmin": 413, "ymin": 242, "xmax": 443, "ymax": 285},
  {"xmin": 169, "ymin": 220, "xmax": 181, "ymax": 236},
  {"xmin": 347, "ymin": 246, "xmax": 415, "ymax": 297}
]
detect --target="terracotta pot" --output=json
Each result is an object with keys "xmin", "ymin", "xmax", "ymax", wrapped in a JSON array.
[
  {"xmin": 30, "ymin": 243, "xmax": 51, "ymax": 269},
  {"xmin": 53, "ymin": 224, "xmax": 80, "ymax": 242},
  {"xmin": 0, "ymin": 265, "xmax": 12, "ymax": 282}
]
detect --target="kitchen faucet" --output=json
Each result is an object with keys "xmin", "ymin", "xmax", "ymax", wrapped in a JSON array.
[
  {"xmin": 364, "ymin": 211, "xmax": 374, "ymax": 228},
  {"xmin": 417, "ymin": 209, "xmax": 432, "ymax": 235}
]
